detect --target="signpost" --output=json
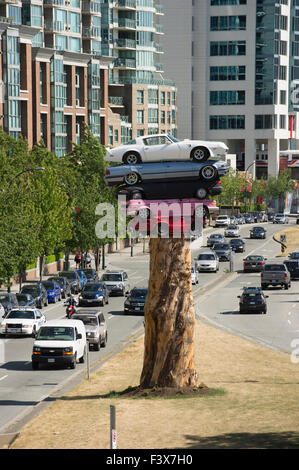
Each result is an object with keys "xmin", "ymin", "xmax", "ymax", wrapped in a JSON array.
[{"xmin": 110, "ymin": 405, "xmax": 117, "ymax": 449}]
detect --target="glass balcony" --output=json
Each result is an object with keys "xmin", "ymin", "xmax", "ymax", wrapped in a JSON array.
[
  {"xmin": 117, "ymin": 18, "xmax": 136, "ymax": 29},
  {"xmin": 44, "ymin": 0, "xmax": 65, "ymax": 6},
  {"xmin": 82, "ymin": 0, "xmax": 103, "ymax": 14},
  {"xmin": 114, "ymin": 58, "xmax": 136, "ymax": 68},
  {"xmin": 82, "ymin": 26, "xmax": 101, "ymax": 38},
  {"xmin": 114, "ymin": 38, "xmax": 136, "ymax": 48},
  {"xmin": 45, "ymin": 20, "xmax": 65, "ymax": 32},
  {"xmin": 115, "ymin": 0, "xmax": 136, "ymax": 8},
  {"xmin": 109, "ymin": 96, "xmax": 124, "ymax": 105},
  {"xmin": 155, "ymin": 24, "xmax": 163, "ymax": 34}
]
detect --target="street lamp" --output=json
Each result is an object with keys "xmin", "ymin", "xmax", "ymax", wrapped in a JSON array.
[{"xmin": 7, "ymin": 167, "xmax": 45, "ymax": 191}]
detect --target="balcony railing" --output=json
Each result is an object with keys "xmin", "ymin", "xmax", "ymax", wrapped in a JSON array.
[
  {"xmin": 82, "ymin": 0, "xmax": 103, "ymax": 13},
  {"xmin": 82, "ymin": 26, "xmax": 101, "ymax": 38},
  {"xmin": 114, "ymin": 38, "xmax": 136, "ymax": 48},
  {"xmin": 117, "ymin": 18, "xmax": 136, "ymax": 29},
  {"xmin": 109, "ymin": 77, "xmax": 175, "ymax": 86},
  {"xmin": 114, "ymin": 58, "xmax": 136, "ymax": 68},
  {"xmin": 155, "ymin": 24, "xmax": 163, "ymax": 33},
  {"xmin": 115, "ymin": 0, "xmax": 136, "ymax": 8},
  {"xmin": 109, "ymin": 96, "xmax": 124, "ymax": 105},
  {"xmin": 45, "ymin": 20, "xmax": 65, "ymax": 32}
]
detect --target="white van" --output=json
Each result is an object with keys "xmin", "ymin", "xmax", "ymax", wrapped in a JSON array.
[
  {"xmin": 215, "ymin": 215, "xmax": 230, "ymax": 227},
  {"xmin": 31, "ymin": 319, "xmax": 86, "ymax": 370}
]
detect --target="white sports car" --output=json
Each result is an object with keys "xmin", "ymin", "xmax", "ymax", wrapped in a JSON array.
[{"xmin": 105, "ymin": 134, "xmax": 228, "ymax": 164}]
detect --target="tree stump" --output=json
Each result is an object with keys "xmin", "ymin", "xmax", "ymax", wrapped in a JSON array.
[{"xmin": 140, "ymin": 237, "xmax": 199, "ymax": 389}]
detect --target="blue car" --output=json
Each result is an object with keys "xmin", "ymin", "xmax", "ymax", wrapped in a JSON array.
[
  {"xmin": 76, "ymin": 270, "xmax": 88, "ymax": 290},
  {"xmin": 41, "ymin": 281, "xmax": 62, "ymax": 303}
]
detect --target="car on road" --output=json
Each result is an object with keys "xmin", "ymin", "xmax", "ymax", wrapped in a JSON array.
[
  {"xmin": 0, "ymin": 308, "xmax": 46, "ymax": 337},
  {"xmin": 249, "ymin": 226, "xmax": 267, "ymax": 239},
  {"xmin": 229, "ymin": 239, "xmax": 245, "ymax": 253},
  {"xmin": 78, "ymin": 282, "xmax": 109, "ymax": 307},
  {"xmin": 0, "ymin": 292, "xmax": 19, "ymax": 315},
  {"xmin": 283, "ymin": 260, "xmax": 299, "ymax": 280},
  {"xmin": 116, "ymin": 179, "xmax": 223, "ymax": 201},
  {"xmin": 261, "ymin": 263, "xmax": 291, "ymax": 290},
  {"xmin": 191, "ymin": 267, "xmax": 199, "ymax": 284},
  {"xmin": 238, "ymin": 290, "xmax": 268, "ymax": 314},
  {"xmin": 81, "ymin": 269, "xmax": 99, "ymax": 283},
  {"xmin": 105, "ymin": 159, "xmax": 229, "ymax": 187},
  {"xmin": 207, "ymin": 233, "xmax": 225, "ymax": 247},
  {"xmin": 212, "ymin": 243, "xmax": 232, "ymax": 261},
  {"xmin": 124, "ymin": 288, "xmax": 148, "ymax": 315},
  {"xmin": 194, "ymin": 251, "xmax": 219, "ymax": 272},
  {"xmin": 104, "ymin": 133, "xmax": 228, "ymax": 164},
  {"xmin": 72, "ymin": 310, "xmax": 108, "ymax": 351},
  {"xmin": 16, "ymin": 293, "xmax": 37, "ymax": 307},
  {"xmin": 288, "ymin": 252, "xmax": 299, "ymax": 260},
  {"xmin": 100, "ymin": 270, "xmax": 130, "ymax": 296},
  {"xmin": 244, "ymin": 214, "xmax": 254, "ymax": 223},
  {"xmin": 48, "ymin": 276, "xmax": 72, "ymax": 299},
  {"xmin": 41, "ymin": 280, "xmax": 62, "ymax": 304},
  {"xmin": 224, "ymin": 224, "xmax": 240, "ymax": 237},
  {"xmin": 243, "ymin": 255, "xmax": 267, "ymax": 272},
  {"xmin": 58, "ymin": 271, "xmax": 82, "ymax": 294},
  {"xmin": 20, "ymin": 283, "xmax": 48, "ymax": 309},
  {"xmin": 235, "ymin": 215, "xmax": 245, "ymax": 225},
  {"xmin": 215, "ymin": 215, "xmax": 230, "ymax": 227},
  {"xmin": 273, "ymin": 213, "xmax": 289, "ymax": 224},
  {"xmin": 0, "ymin": 303, "xmax": 5, "ymax": 318},
  {"xmin": 32, "ymin": 319, "xmax": 86, "ymax": 370}
]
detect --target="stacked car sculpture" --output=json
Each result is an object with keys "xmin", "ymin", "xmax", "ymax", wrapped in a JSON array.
[{"xmin": 104, "ymin": 133, "xmax": 230, "ymax": 237}]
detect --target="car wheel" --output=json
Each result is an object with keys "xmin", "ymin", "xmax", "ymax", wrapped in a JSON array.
[
  {"xmin": 94, "ymin": 340, "xmax": 100, "ymax": 351},
  {"xmin": 138, "ymin": 207, "xmax": 151, "ymax": 219},
  {"xmin": 70, "ymin": 354, "xmax": 77, "ymax": 369},
  {"xmin": 101, "ymin": 332, "xmax": 108, "ymax": 348},
  {"xmin": 200, "ymin": 165, "xmax": 217, "ymax": 181},
  {"xmin": 124, "ymin": 172, "xmax": 140, "ymax": 186},
  {"xmin": 285, "ymin": 283, "xmax": 289, "ymax": 290},
  {"xmin": 123, "ymin": 152, "xmax": 141, "ymax": 165},
  {"xmin": 191, "ymin": 146, "xmax": 210, "ymax": 162},
  {"xmin": 195, "ymin": 187, "xmax": 208, "ymax": 200}
]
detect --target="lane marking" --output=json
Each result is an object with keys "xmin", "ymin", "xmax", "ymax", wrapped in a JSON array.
[{"xmin": 0, "ymin": 375, "xmax": 8, "ymax": 382}]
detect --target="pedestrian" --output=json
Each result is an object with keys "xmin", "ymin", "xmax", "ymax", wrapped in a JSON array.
[
  {"xmin": 85, "ymin": 251, "xmax": 92, "ymax": 268},
  {"xmin": 74, "ymin": 251, "xmax": 81, "ymax": 269}
]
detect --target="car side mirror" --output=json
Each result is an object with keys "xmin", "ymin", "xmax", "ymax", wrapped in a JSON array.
[
  {"xmin": 266, "ymin": 296, "xmax": 269, "ymax": 298},
  {"xmin": 76, "ymin": 333, "xmax": 82, "ymax": 340},
  {"xmin": 237, "ymin": 296, "xmax": 240, "ymax": 298}
]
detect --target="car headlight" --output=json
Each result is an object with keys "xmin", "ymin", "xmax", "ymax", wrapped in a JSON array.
[
  {"xmin": 63, "ymin": 347, "xmax": 73, "ymax": 355},
  {"xmin": 79, "ymin": 295, "xmax": 83, "ymax": 299},
  {"xmin": 87, "ymin": 332, "xmax": 98, "ymax": 338},
  {"xmin": 1, "ymin": 323, "xmax": 6, "ymax": 328}
]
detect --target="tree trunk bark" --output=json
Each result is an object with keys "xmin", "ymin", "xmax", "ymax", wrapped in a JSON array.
[{"xmin": 140, "ymin": 237, "xmax": 198, "ymax": 389}]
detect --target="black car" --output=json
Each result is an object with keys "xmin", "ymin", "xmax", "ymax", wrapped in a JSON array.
[
  {"xmin": 288, "ymin": 252, "xmax": 299, "ymax": 261},
  {"xmin": 250, "ymin": 226, "xmax": 266, "ymax": 239},
  {"xmin": 229, "ymin": 239, "xmax": 245, "ymax": 253},
  {"xmin": 0, "ymin": 292, "xmax": 18, "ymax": 315},
  {"xmin": 243, "ymin": 255, "xmax": 267, "ymax": 272},
  {"xmin": 116, "ymin": 179, "xmax": 223, "ymax": 201},
  {"xmin": 48, "ymin": 276, "xmax": 71, "ymax": 299},
  {"xmin": 238, "ymin": 289, "xmax": 268, "ymax": 314},
  {"xmin": 16, "ymin": 293, "xmax": 36, "ymax": 307},
  {"xmin": 81, "ymin": 269, "xmax": 99, "ymax": 283},
  {"xmin": 58, "ymin": 271, "xmax": 82, "ymax": 294},
  {"xmin": 267, "ymin": 213, "xmax": 275, "ymax": 222},
  {"xmin": 124, "ymin": 288, "xmax": 148, "ymax": 315},
  {"xmin": 284, "ymin": 260, "xmax": 299, "ymax": 280},
  {"xmin": 212, "ymin": 243, "xmax": 232, "ymax": 261},
  {"xmin": 78, "ymin": 282, "xmax": 109, "ymax": 307},
  {"xmin": 19, "ymin": 283, "xmax": 48, "ymax": 309}
]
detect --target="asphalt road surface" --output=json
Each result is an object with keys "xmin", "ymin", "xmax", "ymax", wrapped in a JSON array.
[{"xmin": 0, "ymin": 219, "xmax": 297, "ymax": 432}]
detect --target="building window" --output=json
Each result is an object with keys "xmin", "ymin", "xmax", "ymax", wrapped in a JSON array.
[
  {"xmin": 210, "ymin": 90, "xmax": 245, "ymax": 105},
  {"xmin": 210, "ymin": 65, "xmax": 246, "ymax": 81},
  {"xmin": 108, "ymin": 126, "xmax": 113, "ymax": 146},
  {"xmin": 114, "ymin": 129, "xmax": 119, "ymax": 142},
  {"xmin": 160, "ymin": 91, "xmax": 165, "ymax": 105},
  {"xmin": 137, "ymin": 110, "xmax": 144, "ymax": 124},
  {"xmin": 160, "ymin": 111, "xmax": 165, "ymax": 124},
  {"xmin": 255, "ymin": 115, "xmax": 277, "ymax": 129},
  {"xmin": 210, "ymin": 115, "xmax": 245, "ymax": 130},
  {"xmin": 280, "ymin": 90, "xmax": 286, "ymax": 104},
  {"xmin": 211, "ymin": 0, "xmax": 246, "ymax": 4},
  {"xmin": 210, "ymin": 16, "xmax": 246, "ymax": 31},
  {"xmin": 137, "ymin": 129, "xmax": 144, "ymax": 137},
  {"xmin": 148, "ymin": 108, "xmax": 158, "ymax": 123},
  {"xmin": 280, "ymin": 115, "xmax": 286, "ymax": 129},
  {"xmin": 210, "ymin": 41, "xmax": 246, "ymax": 56},
  {"xmin": 137, "ymin": 90, "xmax": 144, "ymax": 104},
  {"xmin": 148, "ymin": 89, "xmax": 158, "ymax": 104}
]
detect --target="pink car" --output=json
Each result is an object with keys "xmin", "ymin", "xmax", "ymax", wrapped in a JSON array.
[{"xmin": 126, "ymin": 198, "xmax": 218, "ymax": 220}]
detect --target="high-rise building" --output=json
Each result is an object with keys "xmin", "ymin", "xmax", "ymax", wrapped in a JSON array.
[
  {"xmin": 159, "ymin": 0, "xmax": 299, "ymax": 180},
  {"xmin": 0, "ymin": 0, "xmax": 177, "ymax": 155}
]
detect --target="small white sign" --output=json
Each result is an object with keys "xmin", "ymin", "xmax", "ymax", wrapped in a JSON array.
[
  {"xmin": 112, "ymin": 430, "xmax": 117, "ymax": 449},
  {"xmin": 280, "ymin": 235, "xmax": 286, "ymax": 243}
]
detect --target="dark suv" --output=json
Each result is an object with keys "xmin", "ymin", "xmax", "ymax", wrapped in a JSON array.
[
  {"xmin": 58, "ymin": 271, "xmax": 82, "ymax": 294},
  {"xmin": 20, "ymin": 283, "xmax": 48, "ymax": 309},
  {"xmin": 0, "ymin": 292, "xmax": 18, "ymax": 315}
]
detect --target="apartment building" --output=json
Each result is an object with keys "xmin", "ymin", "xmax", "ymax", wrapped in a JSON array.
[{"xmin": 159, "ymin": 0, "xmax": 299, "ymax": 180}]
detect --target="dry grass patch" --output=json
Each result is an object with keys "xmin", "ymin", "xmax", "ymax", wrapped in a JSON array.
[
  {"xmin": 275, "ymin": 225, "xmax": 299, "ymax": 257},
  {"xmin": 11, "ymin": 320, "xmax": 299, "ymax": 449}
]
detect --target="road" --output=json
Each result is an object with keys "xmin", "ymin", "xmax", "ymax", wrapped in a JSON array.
[{"xmin": 0, "ymin": 218, "xmax": 297, "ymax": 432}]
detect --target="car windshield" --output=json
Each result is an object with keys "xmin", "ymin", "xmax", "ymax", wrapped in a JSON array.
[
  {"xmin": 83, "ymin": 284, "xmax": 104, "ymax": 292},
  {"xmin": 130, "ymin": 289, "xmax": 148, "ymax": 298},
  {"xmin": 264, "ymin": 265, "xmax": 286, "ymax": 271},
  {"xmin": 230, "ymin": 240, "xmax": 242, "ymax": 244},
  {"xmin": 21, "ymin": 286, "xmax": 39, "ymax": 295},
  {"xmin": 16, "ymin": 295, "xmax": 30, "ymax": 301},
  {"xmin": 101, "ymin": 274, "xmax": 122, "ymax": 282},
  {"xmin": 198, "ymin": 254, "xmax": 215, "ymax": 260},
  {"xmin": 72, "ymin": 316, "xmax": 98, "ymax": 326},
  {"xmin": 36, "ymin": 326, "xmax": 74, "ymax": 341},
  {"xmin": 211, "ymin": 234, "xmax": 222, "ymax": 239},
  {"xmin": 0, "ymin": 295, "xmax": 9, "ymax": 301},
  {"xmin": 227, "ymin": 225, "xmax": 237, "ymax": 230},
  {"xmin": 167, "ymin": 134, "xmax": 181, "ymax": 143},
  {"xmin": 214, "ymin": 244, "xmax": 229, "ymax": 250},
  {"xmin": 42, "ymin": 282, "xmax": 55, "ymax": 290},
  {"xmin": 217, "ymin": 217, "xmax": 227, "ymax": 220},
  {"xmin": 243, "ymin": 294, "xmax": 262, "ymax": 300},
  {"xmin": 253, "ymin": 227, "xmax": 263, "ymax": 231},
  {"xmin": 82, "ymin": 270, "xmax": 94, "ymax": 278},
  {"xmin": 59, "ymin": 272, "xmax": 76, "ymax": 280},
  {"xmin": 6, "ymin": 310, "xmax": 35, "ymax": 319}
]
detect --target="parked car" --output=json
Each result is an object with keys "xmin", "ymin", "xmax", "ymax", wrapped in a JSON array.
[
  {"xmin": 20, "ymin": 283, "xmax": 48, "ymax": 309},
  {"xmin": 207, "ymin": 233, "xmax": 225, "ymax": 247},
  {"xmin": 104, "ymin": 133, "xmax": 228, "ymax": 164},
  {"xmin": 288, "ymin": 252, "xmax": 299, "ymax": 260},
  {"xmin": 191, "ymin": 267, "xmax": 199, "ymax": 284},
  {"xmin": 124, "ymin": 288, "xmax": 148, "ymax": 315},
  {"xmin": 0, "ymin": 292, "xmax": 18, "ymax": 315},
  {"xmin": 16, "ymin": 293, "xmax": 36, "ymax": 307},
  {"xmin": 32, "ymin": 319, "xmax": 86, "ymax": 370},
  {"xmin": 235, "ymin": 215, "xmax": 245, "ymax": 225},
  {"xmin": 215, "ymin": 215, "xmax": 230, "ymax": 227},
  {"xmin": 258, "ymin": 212, "xmax": 268, "ymax": 222},
  {"xmin": 73, "ymin": 310, "xmax": 108, "ymax": 351},
  {"xmin": 0, "ymin": 303, "xmax": 5, "ymax": 318},
  {"xmin": 116, "ymin": 179, "xmax": 223, "ymax": 201},
  {"xmin": 284, "ymin": 260, "xmax": 299, "ymax": 280},
  {"xmin": 267, "ymin": 212, "xmax": 275, "ymax": 222},
  {"xmin": 238, "ymin": 290, "xmax": 268, "ymax": 314},
  {"xmin": 76, "ymin": 270, "xmax": 88, "ymax": 290},
  {"xmin": 58, "ymin": 271, "xmax": 82, "ymax": 294},
  {"xmin": 0, "ymin": 308, "xmax": 46, "ymax": 337},
  {"xmin": 41, "ymin": 281, "xmax": 62, "ymax": 304},
  {"xmin": 48, "ymin": 276, "xmax": 71, "ymax": 299},
  {"xmin": 105, "ymin": 160, "xmax": 229, "ymax": 187},
  {"xmin": 78, "ymin": 282, "xmax": 109, "ymax": 307},
  {"xmin": 249, "ymin": 226, "xmax": 267, "ymax": 239},
  {"xmin": 273, "ymin": 213, "xmax": 289, "ymax": 224},
  {"xmin": 212, "ymin": 243, "xmax": 232, "ymax": 261},
  {"xmin": 81, "ymin": 269, "xmax": 99, "ymax": 283},
  {"xmin": 100, "ymin": 270, "xmax": 130, "ymax": 296},
  {"xmin": 243, "ymin": 255, "xmax": 267, "ymax": 272},
  {"xmin": 224, "ymin": 224, "xmax": 240, "ymax": 237},
  {"xmin": 261, "ymin": 263, "xmax": 291, "ymax": 290},
  {"xmin": 194, "ymin": 251, "xmax": 219, "ymax": 272},
  {"xmin": 244, "ymin": 214, "xmax": 254, "ymax": 223},
  {"xmin": 229, "ymin": 239, "xmax": 245, "ymax": 253}
]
